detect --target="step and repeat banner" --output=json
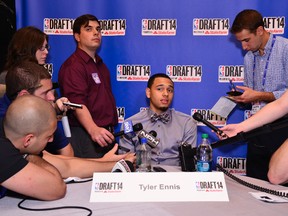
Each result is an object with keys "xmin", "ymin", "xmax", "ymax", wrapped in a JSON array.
[{"xmin": 16, "ymin": 0, "xmax": 288, "ymax": 173}]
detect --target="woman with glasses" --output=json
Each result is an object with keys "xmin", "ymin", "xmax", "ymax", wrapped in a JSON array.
[{"xmin": 0, "ymin": 26, "xmax": 49, "ymax": 83}]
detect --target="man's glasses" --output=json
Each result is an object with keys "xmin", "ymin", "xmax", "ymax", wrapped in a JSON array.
[{"xmin": 39, "ymin": 44, "xmax": 50, "ymax": 51}]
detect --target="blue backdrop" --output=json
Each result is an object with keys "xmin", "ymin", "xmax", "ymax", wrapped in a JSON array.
[{"xmin": 15, "ymin": 0, "xmax": 288, "ymax": 173}]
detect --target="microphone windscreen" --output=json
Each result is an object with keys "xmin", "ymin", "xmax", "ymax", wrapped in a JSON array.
[
  {"xmin": 133, "ymin": 123, "xmax": 143, "ymax": 132},
  {"xmin": 112, "ymin": 159, "xmax": 134, "ymax": 172},
  {"xmin": 149, "ymin": 130, "xmax": 157, "ymax": 137},
  {"xmin": 192, "ymin": 112, "xmax": 203, "ymax": 121},
  {"xmin": 125, "ymin": 160, "xmax": 135, "ymax": 172}
]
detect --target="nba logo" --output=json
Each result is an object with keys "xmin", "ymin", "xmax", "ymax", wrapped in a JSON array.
[
  {"xmin": 219, "ymin": 65, "xmax": 225, "ymax": 77},
  {"xmin": 142, "ymin": 19, "xmax": 148, "ymax": 30},
  {"xmin": 193, "ymin": 19, "xmax": 199, "ymax": 30},
  {"xmin": 166, "ymin": 65, "xmax": 172, "ymax": 76},
  {"xmin": 117, "ymin": 65, "xmax": 122, "ymax": 75},
  {"xmin": 44, "ymin": 18, "xmax": 50, "ymax": 29},
  {"xmin": 244, "ymin": 110, "xmax": 252, "ymax": 120}
]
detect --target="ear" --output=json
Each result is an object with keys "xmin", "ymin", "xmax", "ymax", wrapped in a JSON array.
[
  {"xmin": 146, "ymin": 87, "xmax": 151, "ymax": 99},
  {"xmin": 23, "ymin": 134, "xmax": 34, "ymax": 148},
  {"xmin": 17, "ymin": 89, "xmax": 30, "ymax": 97},
  {"xmin": 74, "ymin": 33, "xmax": 80, "ymax": 42},
  {"xmin": 256, "ymin": 26, "xmax": 264, "ymax": 36}
]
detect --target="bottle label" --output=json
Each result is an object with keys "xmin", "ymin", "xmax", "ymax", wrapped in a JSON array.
[{"xmin": 196, "ymin": 161, "xmax": 211, "ymax": 172}]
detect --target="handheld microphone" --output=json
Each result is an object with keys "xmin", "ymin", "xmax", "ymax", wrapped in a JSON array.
[
  {"xmin": 63, "ymin": 102, "xmax": 83, "ymax": 109},
  {"xmin": 192, "ymin": 112, "xmax": 227, "ymax": 138},
  {"xmin": 61, "ymin": 116, "xmax": 71, "ymax": 137},
  {"xmin": 112, "ymin": 159, "xmax": 134, "ymax": 172},
  {"xmin": 113, "ymin": 122, "xmax": 143, "ymax": 138},
  {"xmin": 138, "ymin": 129, "xmax": 160, "ymax": 148},
  {"xmin": 149, "ymin": 130, "xmax": 157, "ymax": 137}
]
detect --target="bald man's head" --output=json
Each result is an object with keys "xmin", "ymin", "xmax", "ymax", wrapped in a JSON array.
[{"xmin": 4, "ymin": 95, "xmax": 57, "ymax": 141}]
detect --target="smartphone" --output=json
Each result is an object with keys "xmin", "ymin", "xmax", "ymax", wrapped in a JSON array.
[{"xmin": 227, "ymin": 80, "xmax": 242, "ymax": 96}]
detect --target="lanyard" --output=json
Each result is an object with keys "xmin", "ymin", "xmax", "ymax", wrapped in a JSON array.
[{"xmin": 252, "ymin": 35, "xmax": 276, "ymax": 90}]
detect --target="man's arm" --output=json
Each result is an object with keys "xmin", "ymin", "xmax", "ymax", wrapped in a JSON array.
[
  {"xmin": 43, "ymin": 151, "xmax": 122, "ymax": 178},
  {"xmin": 268, "ymin": 138, "xmax": 288, "ymax": 185},
  {"xmin": 56, "ymin": 144, "xmax": 74, "ymax": 157},
  {"xmin": 1, "ymin": 155, "xmax": 66, "ymax": 201},
  {"xmin": 74, "ymin": 105, "xmax": 114, "ymax": 147},
  {"xmin": 221, "ymin": 90, "xmax": 288, "ymax": 137},
  {"xmin": 183, "ymin": 118, "xmax": 197, "ymax": 148},
  {"xmin": 232, "ymin": 86, "xmax": 275, "ymax": 104}
]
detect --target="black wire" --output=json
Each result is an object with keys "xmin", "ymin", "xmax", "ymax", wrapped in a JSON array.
[
  {"xmin": 18, "ymin": 198, "xmax": 93, "ymax": 216},
  {"xmin": 217, "ymin": 163, "xmax": 288, "ymax": 198}
]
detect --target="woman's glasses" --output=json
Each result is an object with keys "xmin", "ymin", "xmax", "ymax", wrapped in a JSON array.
[{"xmin": 39, "ymin": 44, "xmax": 50, "ymax": 51}]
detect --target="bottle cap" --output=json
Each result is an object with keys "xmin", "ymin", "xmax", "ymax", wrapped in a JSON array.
[
  {"xmin": 140, "ymin": 137, "xmax": 147, "ymax": 144},
  {"xmin": 201, "ymin": 133, "xmax": 208, "ymax": 139}
]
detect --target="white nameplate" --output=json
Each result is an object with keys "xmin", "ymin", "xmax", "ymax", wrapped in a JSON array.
[{"xmin": 90, "ymin": 172, "xmax": 229, "ymax": 202}]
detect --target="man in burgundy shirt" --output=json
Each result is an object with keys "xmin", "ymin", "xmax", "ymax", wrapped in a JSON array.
[{"xmin": 58, "ymin": 14, "xmax": 118, "ymax": 158}]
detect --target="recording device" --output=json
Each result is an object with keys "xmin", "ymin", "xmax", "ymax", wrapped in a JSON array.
[
  {"xmin": 63, "ymin": 102, "xmax": 83, "ymax": 109},
  {"xmin": 61, "ymin": 116, "xmax": 71, "ymax": 137},
  {"xmin": 138, "ymin": 129, "xmax": 160, "ymax": 148},
  {"xmin": 153, "ymin": 166, "xmax": 166, "ymax": 172},
  {"xmin": 112, "ymin": 159, "xmax": 134, "ymax": 172},
  {"xmin": 113, "ymin": 122, "xmax": 143, "ymax": 138},
  {"xmin": 192, "ymin": 112, "xmax": 227, "ymax": 138},
  {"xmin": 178, "ymin": 141, "xmax": 196, "ymax": 171}
]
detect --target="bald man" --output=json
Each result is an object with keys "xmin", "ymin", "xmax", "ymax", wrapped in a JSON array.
[
  {"xmin": 0, "ymin": 95, "xmax": 66, "ymax": 200},
  {"xmin": 0, "ymin": 95, "xmax": 135, "ymax": 200}
]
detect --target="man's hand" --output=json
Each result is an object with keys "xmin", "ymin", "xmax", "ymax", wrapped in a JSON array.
[
  {"xmin": 90, "ymin": 126, "xmax": 114, "ymax": 147},
  {"xmin": 230, "ymin": 86, "xmax": 259, "ymax": 104},
  {"xmin": 102, "ymin": 144, "xmax": 127, "ymax": 161},
  {"xmin": 54, "ymin": 97, "xmax": 69, "ymax": 113}
]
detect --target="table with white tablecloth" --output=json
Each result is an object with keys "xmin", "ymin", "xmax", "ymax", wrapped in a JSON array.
[{"xmin": 1, "ymin": 166, "xmax": 287, "ymax": 216}]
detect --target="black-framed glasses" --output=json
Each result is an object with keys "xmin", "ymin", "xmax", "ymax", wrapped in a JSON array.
[{"xmin": 39, "ymin": 44, "xmax": 50, "ymax": 51}]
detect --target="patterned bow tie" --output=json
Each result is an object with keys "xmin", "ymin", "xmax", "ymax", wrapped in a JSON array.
[{"xmin": 151, "ymin": 112, "xmax": 170, "ymax": 124}]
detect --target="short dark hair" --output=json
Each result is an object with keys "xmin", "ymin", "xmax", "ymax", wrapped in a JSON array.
[
  {"xmin": 73, "ymin": 14, "xmax": 99, "ymax": 34},
  {"xmin": 230, "ymin": 9, "xmax": 264, "ymax": 34},
  {"xmin": 147, "ymin": 73, "xmax": 173, "ymax": 88},
  {"xmin": 6, "ymin": 61, "xmax": 51, "ymax": 100}
]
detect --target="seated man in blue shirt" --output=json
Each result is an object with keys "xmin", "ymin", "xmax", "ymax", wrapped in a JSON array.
[
  {"xmin": 119, "ymin": 73, "xmax": 197, "ymax": 166},
  {"xmin": 0, "ymin": 61, "xmax": 74, "ymax": 156}
]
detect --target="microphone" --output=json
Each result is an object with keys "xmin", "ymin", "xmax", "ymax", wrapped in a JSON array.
[
  {"xmin": 149, "ymin": 130, "xmax": 157, "ymax": 137},
  {"xmin": 112, "ymin": 159, "xmax": 134, "ymax": 172},
  {"xmin": 192, "ymin": 112, "xmax": 227, "ymax": 138},
  {"xmin": 138, "ymin": 129, "xmax": 160, "ymax": 148},
  {"xmin": 61, "ymin": 116, "xmax": 71, "ymax": 137},
  {"xmin": 113, "ymin": 122, "xmax": 143, "ymax": 138}
]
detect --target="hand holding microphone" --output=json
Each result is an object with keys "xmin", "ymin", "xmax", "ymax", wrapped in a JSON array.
[{"xmin": 192, "ymin": 112, "xmax": 228, "ymax": 138}]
